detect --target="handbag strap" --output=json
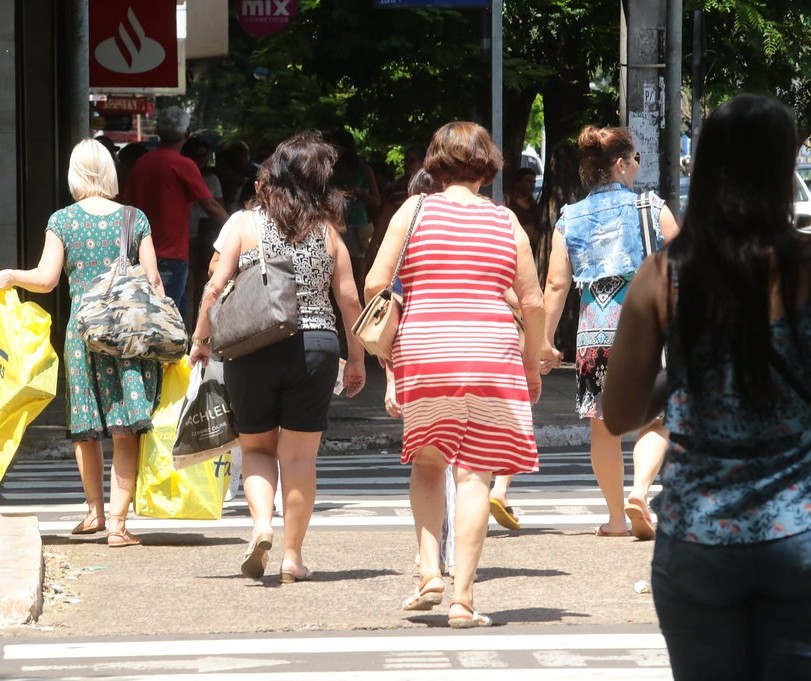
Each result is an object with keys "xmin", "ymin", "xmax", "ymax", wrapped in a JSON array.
[
  {"xmin": 118, "ymin": 206, "xmax": 136, "ymax": 275},
  {"xmin": 389, "ymin": 193, "xmax": 426, "ymax": 288},
  {"xmin": 635, "ymin": 191, "xmax": 657, "ymax": 259},
  {"xmin": 251, "ymin": 209, "xmax": 269, "ymax": 277}
]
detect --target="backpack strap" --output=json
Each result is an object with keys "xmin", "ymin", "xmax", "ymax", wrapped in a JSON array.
[{"xmin": 635, "ymin": 191, "xmax": 657, "ymax": 259}]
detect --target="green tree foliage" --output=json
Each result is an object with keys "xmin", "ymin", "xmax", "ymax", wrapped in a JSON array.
[{"xmin": 686, "ymin": 1, "xmax": 811, "ymax": 139}]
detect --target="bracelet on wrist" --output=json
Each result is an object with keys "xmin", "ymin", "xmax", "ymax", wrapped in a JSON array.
[{"xmin": 192, "ymin": 336, "xmax": 211, "ymax": 346}]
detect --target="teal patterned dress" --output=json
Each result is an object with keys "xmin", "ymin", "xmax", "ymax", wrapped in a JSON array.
[{"xmin": 47, "ymin": 204, "xmax": 161, "ymax": 442}]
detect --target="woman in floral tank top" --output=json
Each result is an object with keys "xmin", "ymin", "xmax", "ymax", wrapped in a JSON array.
[{"xmin": 604, "ymin": 94, "xmax": 811, "ymax": 680}]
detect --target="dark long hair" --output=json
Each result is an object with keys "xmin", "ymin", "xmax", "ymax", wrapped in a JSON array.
[
  {"xmin": 254, "ymin": 130, "xmax": 345, "ymax": 242},
  {"xmin": 668, "ymin": 94, "xmax": 801, "ymax": 405}
]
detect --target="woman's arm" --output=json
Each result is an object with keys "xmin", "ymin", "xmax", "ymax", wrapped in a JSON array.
[
  {"xmin": 603, "ymin": 254, "xmax": 670, "ymax": 434},
  {"xmin": 0, "ymin": 231, "xmax": 64, "ymax": 293},
  {"xmin": 509, "ymin": 211, "xmax": 561, "ymax": 404},
  {"xmin": 137, "ymin": 234, "xmax": 165, "ymax": 297},
  {"xmin": 329, "ymin": 225, "xmax": 366, "ymax": 398},
  {"xmin": 364, "ymin": 194, "xmax": 422, "ymax": 303},
  {"xmin": 189, "ymin": 212, "xmax": 251, "ymax": 366},
  {"xmin": 542, "ymin": 229, "xmax": 573, "ymax": 350},
  {"xmin": 659, "ymin": 205, "xmax": 679, "ymax": 243}
]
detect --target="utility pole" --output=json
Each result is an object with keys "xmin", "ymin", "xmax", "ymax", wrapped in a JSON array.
[
  {"xmin": 491, "ymin": 0, "xmax": 503, "ymax": 203},
  {"xmin": 690, "ymin": 9, "xmax": 704, "ymax": 159},
  {"xmin": 664, "ymin": 0, "xmax": 682, "ymax": 214},
  {"xmin": 620, "ymin": 1, "xmax": 666, "ymax": 193}
]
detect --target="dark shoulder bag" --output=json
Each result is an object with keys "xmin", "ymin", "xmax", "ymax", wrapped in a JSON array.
[{"xmin": 208, "ymin": 211, "xmax": 298, "ymax": 360}]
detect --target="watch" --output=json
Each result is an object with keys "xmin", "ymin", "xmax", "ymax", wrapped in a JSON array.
[{"xmin": 192, "ymin": 336, "xmax": 211, "ymax": 346}]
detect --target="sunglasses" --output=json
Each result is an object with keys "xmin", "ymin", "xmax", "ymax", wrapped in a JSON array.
[{"xmin": 633, "ymin": 152, "xmax": 641, "ymax": 164}]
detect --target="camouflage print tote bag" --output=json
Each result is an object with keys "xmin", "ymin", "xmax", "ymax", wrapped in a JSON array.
[{"xmin": 76, "ymin": 206, "xmax": 187, "ymax": 362}]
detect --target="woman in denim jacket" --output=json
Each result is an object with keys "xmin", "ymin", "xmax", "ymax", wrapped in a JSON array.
[{"xmin": 543, "ymin": 125, "xmax": 678, "ymax": 538}]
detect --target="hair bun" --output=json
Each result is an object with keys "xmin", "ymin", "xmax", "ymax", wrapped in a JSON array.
[{"xmin": 578, "ymin": 125, "xmax": 604, "ymax": 152}]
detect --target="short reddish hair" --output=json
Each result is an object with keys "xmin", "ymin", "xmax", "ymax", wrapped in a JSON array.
[{"xmin": 424, "ymin": 121, "xmax": 503, "ymax": 186}]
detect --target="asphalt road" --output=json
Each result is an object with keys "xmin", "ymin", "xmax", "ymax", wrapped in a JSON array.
[{"xmin": 0, "ymin": 447, "xmax": 670, "ymax": 680}]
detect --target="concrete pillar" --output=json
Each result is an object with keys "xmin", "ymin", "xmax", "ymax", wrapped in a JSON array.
[{"xmin": 620, "ymin": 0, "xmax": 666, "ymax": 193}]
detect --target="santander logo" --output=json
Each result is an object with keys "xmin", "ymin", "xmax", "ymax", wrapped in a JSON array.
[{"xmin": 94, "ymin": 7, "xmax": 166, "ymax": 74}]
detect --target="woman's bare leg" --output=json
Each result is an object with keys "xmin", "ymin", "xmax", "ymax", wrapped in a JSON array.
[
  {"xmin": 73, "ymin": 439, "xmax": 105, "ymax": 527},
  {"xmin": 450, "ymin": 467, "xmax": 492, "ymax": 616},
  {"xmin": 590, "ymin": 418, "xmax": 628, "ymax": 535},
  {"xmin": 277, "ymin": 429, "xmax": 322, "ymax": 575}
]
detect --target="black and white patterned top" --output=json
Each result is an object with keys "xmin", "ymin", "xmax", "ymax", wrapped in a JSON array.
[{"xmin": 237, "ymin": 210, "xmax": 336, "ymax": 332}]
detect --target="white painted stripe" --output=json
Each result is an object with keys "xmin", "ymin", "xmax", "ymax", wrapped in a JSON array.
[
  {"xmin": 13, "ymin": 671, "xmax": 672, "ymax": 681},
  {"xmin": 0, "ymin": 493, "xmax": 663, "ymax": 515},
  {"xmin": 0, "ymin": 473, "xmax": 649, "ymax": 490},
  {"xmin": 3, "ymin": 632, "xmax": 667, "ymax": 660},
  {"xmin": 34, "ymin": 513, "xmax": 647, "ymax": 533}
]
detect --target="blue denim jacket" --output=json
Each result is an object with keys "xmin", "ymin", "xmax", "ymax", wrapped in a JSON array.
[{"xmin": 557, "ymin": 183, "xmax": 664, "ymax": 286}]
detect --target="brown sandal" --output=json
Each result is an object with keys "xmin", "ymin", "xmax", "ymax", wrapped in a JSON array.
[
  {"xmin": 402, "ymin": 575, "xmax": 444, "ymax": 611},
  {"xmin": 107, "ymin": 529, "xmax": 141, "ymax": 547},
  {"xmin": 71, "ymin": 515, "xmax": 106, "ymax": 535},
  {"xmin": 71, "ymin": 498, "xmax": 106, "ymax": 535},
  {"xmin": 448, "ymin": 600, "xmax": 492, "ymax": 628},
  {"xmin": 107, "ymin": 514, "xmax": 141, "ymax": 547}
]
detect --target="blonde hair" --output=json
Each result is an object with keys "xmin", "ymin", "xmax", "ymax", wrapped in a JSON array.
[{"xmin": 68, "ymin": 138, "xmax": 119, "ymax": 200}]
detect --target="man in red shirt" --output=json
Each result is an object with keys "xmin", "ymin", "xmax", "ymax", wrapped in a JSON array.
[{"xmin": 123, "ymin": 106, "xmax": 228, "ymax": 318}]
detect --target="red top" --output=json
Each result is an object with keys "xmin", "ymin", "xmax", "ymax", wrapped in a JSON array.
[{"xmin": 123, "ymin": 147, "xmax": 211, "ymax": 260}]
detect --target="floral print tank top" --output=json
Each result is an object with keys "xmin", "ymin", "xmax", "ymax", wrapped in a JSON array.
[
  {"xmin": 657, "ymin": 274, "xmax": 811, "ymax": 545},
  {"xmin": 237, "ymin": 212, "xmax": 336, "ymax": 333}
]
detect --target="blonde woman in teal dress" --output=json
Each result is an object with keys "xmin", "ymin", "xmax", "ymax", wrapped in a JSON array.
[{"xmin": 0, "ymin": 138, "xmax": 164, "ymax": 547}]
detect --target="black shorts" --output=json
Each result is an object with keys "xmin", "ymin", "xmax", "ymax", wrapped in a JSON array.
[{"xmin": 223, "ymin": 330, "xmax": 340, "ymax": 434}]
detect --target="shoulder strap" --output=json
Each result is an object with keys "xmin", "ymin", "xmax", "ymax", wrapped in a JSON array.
[
  {"xmin": 118, "ymin": 206, "xmax": 136, "ymax": 275},
  {"xmin": 635, "ymin": 191, "xmax": 657, "ymax": 259},
  {"xmin": 251, "ymin": 209, "xmax": 269, "ymax": 276},
  {"xmin": 389, "ymin": 193, "xmax": 426, "ymax": 288}
]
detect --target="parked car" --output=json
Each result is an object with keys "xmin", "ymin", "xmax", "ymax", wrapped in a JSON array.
[
  {"xmin": 795, "ymin": 162, "xmax": 811, "ymax": 185},
  {"xmin": 520, "ymin": 147, "xmax": 544, "ymax": 200},
  {"xmin": 678, "ymin": 171, "xmax": 811, "ymax": 230}
]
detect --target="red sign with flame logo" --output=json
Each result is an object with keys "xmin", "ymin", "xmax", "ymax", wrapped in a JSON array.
[{"xmin": 89, "ymin": 0, "xmax": 178, "ymax": 89}]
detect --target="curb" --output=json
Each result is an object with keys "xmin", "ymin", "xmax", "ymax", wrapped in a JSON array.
[{"xmin": 0, "ymin": 515, "xmax": 43, "ymax": 627}]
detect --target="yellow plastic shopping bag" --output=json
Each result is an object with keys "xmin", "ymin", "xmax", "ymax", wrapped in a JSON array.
[
  {"xmin": 0, "ymin": 288, "xmax": 59, "ymax": 482},
  {"xmin": 135, "ymin": 357, "xmax": 231, "ymax": 520}
]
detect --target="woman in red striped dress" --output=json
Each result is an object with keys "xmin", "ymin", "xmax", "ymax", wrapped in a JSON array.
[{"xmin": 365, "ymin": 122, "xmax": 559, "ymax": 628}]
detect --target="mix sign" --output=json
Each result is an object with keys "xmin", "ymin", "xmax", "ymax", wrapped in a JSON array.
[{"xmin": 237, "ymin": 0, "xmax": 298, "ymax": 38}]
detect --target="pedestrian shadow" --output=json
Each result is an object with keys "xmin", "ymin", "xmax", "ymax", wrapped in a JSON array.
[
  {"xmin": 42, "ymin": 533, "xmax": 245, "ymax": 547},
  {"xmin": 309, "ymin": 568, "xmax": 402, "ymax": 581},
  {"xmin": 487, "ymin": 527, "xmax": 564, "ymax": 538},
  {"xmin": 406, "ymin": 606, "xmax": 587, "ymax": 628},
  {"xmin": 475, "ymin": 566, "xmax": 568, "ymax": 582}
]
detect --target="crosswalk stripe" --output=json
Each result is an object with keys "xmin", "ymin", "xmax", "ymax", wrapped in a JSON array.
[{"xmin": 2, "ymin": 632, "xmax": 667, "ymax": 659}]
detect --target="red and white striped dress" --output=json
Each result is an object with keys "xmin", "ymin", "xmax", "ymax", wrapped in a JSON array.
[{"xmin": 394, "ymin": 193, "xmax": 539, "ymax": 474}]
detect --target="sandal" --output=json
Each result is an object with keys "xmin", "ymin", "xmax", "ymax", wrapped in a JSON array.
[
  {"xmin": 625, "ymin": 500, "xmax": 656, "ymax": 541},
  {"xmin": 402, "ymin": 575, "xmax": 444, "ymax": 611},
  {"xmin": 240, "ymin": 531, "xmax": 273, "ymax": 580},
  {"xmin": 71, "ymin": 515, "xmax": 106, "ymax": 535},
  {"xmin": 279, "ymin": 563, "xmax": 312, "ymax": 584},
  {"xmin": 72, "ymin": 498, "xmax": 106, "ymax": 535},
  {"xmin": 448, "ymin": 600, "xmax": 492, "ymax": 629},
  {"xmin": 489, "ymin": 497, "xmax": 521, "ymax": 531},
  {"xmin": 107, "ymin": 529, "xmax": 141, "ymax": 547}
]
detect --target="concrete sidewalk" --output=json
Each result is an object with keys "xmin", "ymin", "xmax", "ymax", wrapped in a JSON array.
[{"xmin": 1, "ymin": 362, "xmax": 589, "ymax": 627}]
